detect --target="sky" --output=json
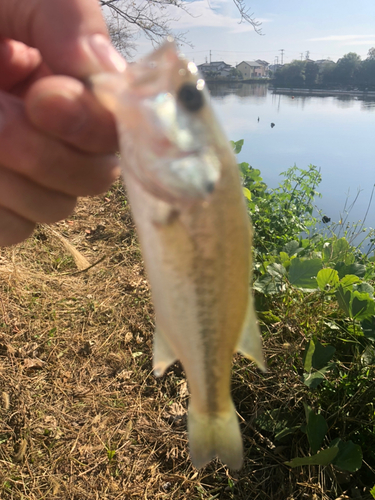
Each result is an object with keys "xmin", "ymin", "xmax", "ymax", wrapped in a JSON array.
[{"xmin": 129, "ymin": 0, "xmax": 375, "ymax": 66}]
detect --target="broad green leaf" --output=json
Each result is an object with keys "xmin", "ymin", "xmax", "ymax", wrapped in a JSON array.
[
  {"xmin": 279, "ymin": 252, "xmax": 290, "ymax": 266},
  {"xmin": 304, "ymin": 404, "xmax": 328, "ymax": 454},
  {"xmin": 253, "ymin": 275, "xmax": 280, "ymax": 295},
  {"xmin": 267, "ymin": 263, "xmax": 287, "ymax": 279},
  {"xmin": 340, "ymin": 275, "xmax": 362, "ymax": 289},
  {"xmin": 351, "ymin": 291, "xmax": 375, "ymax": 320},
  {"xmin": 354, "ymin": 282, "xmax": 374, "ymax": 297},
  {"xmin": 336, "ymin": 285, "xmax": 352, "ymax": 317},
  {"xmin": 230, "ymin": 139, "xmax": 244, "ymax": 154},
  {"xmin": 303, "ymin": 363, "xmax": 335, "ymax": 389},
  {"xmin": 337, "ymin": 263, "xmax": 366, "ymax": 279},
  {"xmin": 330, "ymin": 439, "xmax": 363, "ymax": 472},
  {"xmin": 361, "ymin": 346, "xmax": 375, "ymax": 367},
  {"xmin": 317, "ymin": 268, "xmax": 339, "ymax": 291},
  {"xmin": 344, "ymin": 253, "xmax": 355, "ymax": 265},
  {"xmin": 238, "ymin": 162, "xmax": 250, "ymax": 176},
  {"xmin": 283, "ymin": 240, "xmax": 300, "ymax": 257},
  {"xmin": 311, "ymin": 341, "xmax": 336, "ymax": 370},
  {"xmin": 324, "ymin": 238, "xmax": 350, "ymax": 263},
  {"xmin": 288, "ymin": 258, "xmax": 322, "ymax": 290},
  {"xmin": 361, "ymin": 316, "xmax": 375, "ymax": 341},
  {"xmin": 303, "ymin": 371, "xmax": 325, "ymax": 389},
  {"xmin": 255, "ymin": 408, "xmax": 298, "ymax": 439},
  {"xmin": 303, "ymin": 339, "xmax": 315, "ymax": 372},
  {"xmin": 275, "ymin": 425, "xmax": 301, "ymax": 441},
  {"xmin": 285, "ymin": 447, "xmax": 338, "ymax": 468},
  {"xmin": 243, "ymin": 187, "xmax": 252, "ymax": 201}
]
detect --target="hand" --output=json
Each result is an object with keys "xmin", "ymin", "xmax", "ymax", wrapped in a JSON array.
[{"xmin": 0, "ymin": 0, "xmax": 126, "ymax": 246}]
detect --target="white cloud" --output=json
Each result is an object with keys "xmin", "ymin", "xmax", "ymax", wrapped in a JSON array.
[
  {"xmin": 308, "ymin": 35, "xmax": 375, "ymax": 42},
  {"xmin": 348, "ymin": 40, "xmax": 375, "ymax": 46}
]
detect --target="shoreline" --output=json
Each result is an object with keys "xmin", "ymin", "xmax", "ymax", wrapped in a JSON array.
[{"xmin": 271, "ymin": 87, "xmax": 375, "ymax": 97}]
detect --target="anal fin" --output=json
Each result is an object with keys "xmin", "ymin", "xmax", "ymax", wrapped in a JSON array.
[
  {"xmin": 153, "ymin": 325, "xmax": 177, "ymax": 377},
  {"xmin": 236, "ymin": 292, "xmax": 267, "ymax": 372}
]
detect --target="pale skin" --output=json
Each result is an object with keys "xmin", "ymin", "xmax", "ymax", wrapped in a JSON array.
[{"xmin": 0, "ymin": 0, "xmax": 126, "ymax": 247}]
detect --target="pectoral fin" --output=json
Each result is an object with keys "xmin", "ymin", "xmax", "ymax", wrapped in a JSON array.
[
  {"xmin": 236, "ymin": 293, "xmax": 267, "ymax": 372},
  {"xmin": 153, "ymin": 325, "xmax": 177, "ymax": 377}
]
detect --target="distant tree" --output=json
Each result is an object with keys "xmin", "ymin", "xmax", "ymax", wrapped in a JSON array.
[
  {"xmin": 275, "ymin": 60, "xmax": 305, "ymax": 87},
  {"xmin": 305, "ymin": 61, "xmax": 319, "ymax": 87},
  {"xmin": 229, "ymin": 68, "xmax": 243, "ymax": 79},
  {"xmin": 320, "ymin": 61, "xmax": 336, "ymax": 86},
  {"xmin": 206, "ymin": 70, "xmax": 220, "ymax": 79},
  {"xmin": 334, "ymin": 52, "xmax": 361, "ymax": 85},
  {"xmin": 361, "ymin": 51, "xmax": 375, "ymax": 87},
  {"xmin": 107, "ymin": 19, "xmax": 136, "ymax": 58}
]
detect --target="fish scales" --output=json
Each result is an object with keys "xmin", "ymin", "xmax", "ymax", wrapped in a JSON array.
[{"xmin": 90, "ymin": 39, "xmax": 266, "ymax": 470}]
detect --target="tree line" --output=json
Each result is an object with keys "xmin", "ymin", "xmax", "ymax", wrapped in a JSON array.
[{"xmin": 274, "ymin": 48, "xmax": 375, "ymax": 90}]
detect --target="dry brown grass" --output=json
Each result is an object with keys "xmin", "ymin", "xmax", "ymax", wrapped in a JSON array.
[{"xmin": 0, "ymin": 182, "xmax": 371, "ymax": 499}]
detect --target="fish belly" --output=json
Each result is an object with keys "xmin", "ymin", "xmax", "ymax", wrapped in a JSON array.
[{"xmin": 123, "ymin": 164, "xmax": 252, "ymax": 469}]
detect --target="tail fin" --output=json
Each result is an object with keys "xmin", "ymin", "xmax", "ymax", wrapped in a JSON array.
[{"xmin": 188, "ymin": 402, "xmax": 243, "ymax": 470}]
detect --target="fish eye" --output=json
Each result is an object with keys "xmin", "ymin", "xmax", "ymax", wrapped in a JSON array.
[{"xmin": 177, "ymin": 83, "xmax": 204, "ymax": 112}]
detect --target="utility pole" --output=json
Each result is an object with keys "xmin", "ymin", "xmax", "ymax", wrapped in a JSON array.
[
  {"xmin": 275, "ymin": 56, "xmax": 279, "ymax": 65},
  {"xmin": 210, "ymin": 50, "xmax": 212, "ymax": 64},
  {"xmin": 279, "ymin": 49, "xmax": 284, "ymax": 65},
  {"xmin": 305, "ymin": 50, "xmax": 310, "ymax": 60},
  {"xmin": 300, "ymin": 52, "xmax": 303, "ymax": 61}
]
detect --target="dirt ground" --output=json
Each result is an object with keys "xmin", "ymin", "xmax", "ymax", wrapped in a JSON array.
[{"xmin": 0, "ymin": 181, "xmax": 373, "ymax": 499}]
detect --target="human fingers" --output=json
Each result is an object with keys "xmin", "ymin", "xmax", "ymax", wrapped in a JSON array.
[
  {"xmin": 0, "ymin": 165, "xmax": 77, "ymax": 224},
  {"xmin": 0, "ymin": 0, "xmax": 126, "ymax": 78},
  {"xmin": 25, "ymin": 76, "xmax": 118, "ymax": 154},
  {"xmin": 0, "ymin": 92, "xmax": 120, "ymax": 197},
  {"xmin": 0, "ymin": 38, "xmax": 42, "ymax": 91},
  {"xmin": 0, "ymin": 208, "xmax": 35, "ymax": 247}
]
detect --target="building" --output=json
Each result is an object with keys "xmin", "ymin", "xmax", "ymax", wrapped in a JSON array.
[
  {"xmin": 197, "ymin": 61, "xmax": 233, "ymax": 78},
  {"xmin": 256, "ymin": 59, "xmax": 270, "ymax": 76},
  {"xmin": 236, "ymin": 61, "xmax": 266, "ymax": 79},
  {"xmin": 268, "ymin": 64, "xmax": 282, "ymax": 74},
  {"xmin": 314, "ymin": 59, "xmax": 331, "ymax": 66}
]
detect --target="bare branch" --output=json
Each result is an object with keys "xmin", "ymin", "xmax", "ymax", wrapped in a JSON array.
[
  {"xmin": 231, "ymin": 0, "xmax": 263, "ymax": 34},
  {"xmin": 100, "ymin": 0, "xmax": 262, "ymax": 54}
]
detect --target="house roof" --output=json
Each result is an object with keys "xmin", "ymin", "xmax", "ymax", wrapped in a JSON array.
[
  {"xmin": 198, "ymin": 61, "xmax": 232, "ymax": 69},
  {"xmin": 237, "ymin": 61, "xmax": 262, "ymax": 68},
  {"xmin": 315, "ymin": 59, "xmax": 334, "ymax": 65},
  {"xmin": 256, "ymin": 59, "xmax": 270, "ymax": 66}
]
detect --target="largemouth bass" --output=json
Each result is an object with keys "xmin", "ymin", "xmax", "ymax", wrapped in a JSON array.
[{"xmin": 90, "ymin": 39, "xmax": 266, "ymax": 470}]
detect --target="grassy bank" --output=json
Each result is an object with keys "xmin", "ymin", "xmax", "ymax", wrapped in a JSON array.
[{"xmin": 1, "ymin": 176, "xmax": 374, "ymax": 499}]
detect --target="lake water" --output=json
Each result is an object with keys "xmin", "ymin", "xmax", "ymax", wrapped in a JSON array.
[{"xmin": 209, "ymin": 82, "xmax": 375, "ymax": 237}]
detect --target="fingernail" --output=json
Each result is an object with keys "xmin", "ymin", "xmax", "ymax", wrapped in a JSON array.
[{"xmin": 85, "ymin": 34, "xmax": 127, "ymax": 73}]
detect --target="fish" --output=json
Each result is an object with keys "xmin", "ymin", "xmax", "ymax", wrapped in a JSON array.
[{"xmin": 89, "ymin": 38, "xmax": 266, "ymax": 470}]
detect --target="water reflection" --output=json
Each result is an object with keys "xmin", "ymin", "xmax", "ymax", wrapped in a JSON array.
[
  {"xmin": 207, "ymin": 82, "xmax": 268, "ymax": 100},
  {"xmin": 209, "ymin": 83, "xmax": 375, "ymax": 232},
  {"xmin": 207, "ymin": 82, "xmax": 375, "ymax": 113}
]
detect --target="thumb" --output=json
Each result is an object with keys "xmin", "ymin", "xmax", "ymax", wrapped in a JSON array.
[{"xmin": 0, "ymin": 0, "xmax": 126, "ymax": 78}]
